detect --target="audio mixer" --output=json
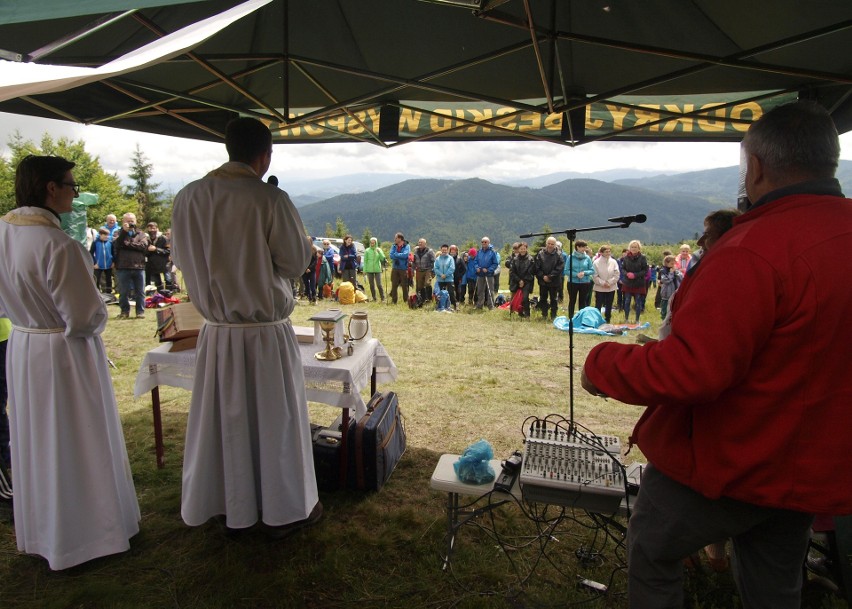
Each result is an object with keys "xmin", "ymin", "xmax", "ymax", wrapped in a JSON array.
[{"xmin": 519, "ymin": 425, "xmax": 625, "ymax": 513}]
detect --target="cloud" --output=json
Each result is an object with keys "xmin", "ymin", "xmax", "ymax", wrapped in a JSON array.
[{"xmin": 2, "ymin": 111, "xmax": 851, "ymax": 190}]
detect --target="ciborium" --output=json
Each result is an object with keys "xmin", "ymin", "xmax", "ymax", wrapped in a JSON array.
[{"xmin": 315, "ymin": 319, "xmax": 344, "ymax": 361}]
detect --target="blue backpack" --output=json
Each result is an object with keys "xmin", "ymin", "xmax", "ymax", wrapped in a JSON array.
[{"xmin": 437, "ymin": 289, "xmax": 450, "ymax": 310}]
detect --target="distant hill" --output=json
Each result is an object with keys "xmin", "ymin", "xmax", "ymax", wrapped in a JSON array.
[
  {"xmin": 297, "ymin": 161, "xmax": 852, "ymax": 248},
  {"xmin": 504, "ymin": 168, "xmax": 679, "ymax": 189},
  {"xmin": 615, "ymin": 159, "xmax": 852, "ymax": 203},
  {"xmin": 298, "ymin": 177, "xmax": 719, "ymax": 248}
]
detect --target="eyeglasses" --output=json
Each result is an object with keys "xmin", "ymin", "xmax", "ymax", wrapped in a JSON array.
[{"xmin": 60, "ymin": 181, "xmax": 80, "ymax": 196}]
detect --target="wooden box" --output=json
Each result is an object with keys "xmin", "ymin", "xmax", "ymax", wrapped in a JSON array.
[{"xmin": 156, "ymin": 302, "xmax": 203, "ymax": 342}]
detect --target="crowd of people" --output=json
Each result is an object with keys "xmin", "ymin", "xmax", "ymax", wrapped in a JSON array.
[
  {"xmin": 89, "ymin": 212, "xmax": 178, "ymax": 319},
  {"xmin": 310, "ymin": 231, "xmax": 700, "ymax": 325}
]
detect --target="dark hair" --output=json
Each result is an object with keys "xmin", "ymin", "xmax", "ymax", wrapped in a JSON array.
[
  {"xmin": 575, "ymin": 239, "xmax": 588, "ymax": 249},
  {"xmin": 395, "ymin": 232, "xmax": 405, "ymax": 241},
  {"xmin": 743, "ymin": 101, "xmax": 840, "ymax": 180},
  {"xmin": 704, "ymin": 208, "xmax": 741, "ymax": 235},
  {"xmin": 440, "ymin": 244, "xmax": 449, "ymax": 249},
  {"xmin": 225, "ymin": 117, "xmax": 273, "ymax": 164},
  {"xmin": 15, "ymin": 155, "xmax": 75, "ymax": 209}
]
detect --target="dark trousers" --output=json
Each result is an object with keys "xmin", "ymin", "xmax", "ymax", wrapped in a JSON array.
[
  {"xmin": 366, "ymin": 272, "xmax": 384, "ymax": 301},
  {"xmin": 539, "ymin": 282, "xmax": 559, "ymax": 319},
  {"xmin": 146, "ymin": 268, "xmax": 166, "ymax": 290},
  {"xmin": 94, "ymin": 268, "xmax": 113, "ymax": 293},
  {"xmin": 514, "ymin": 284, "xmax": 533, "ymax": 317},
  {"xmin": 623, "ymin": 292, "xmax": 645, "ymax": 322},
  {"xmin": 567, "ymin": 282, "xmax": 592, "ymax": 317},
  {"xmin": 302, "ymin": 271, "xmax": 317, "ymax": 301},
  {"xmin": 462, "ymin": 281, "xmax": 476, "ymax": 304},
  {"xmin": 594, "ymin": 290, "xmax": 615, "ymax": 323},
  {"xmin": 629, "ymin": 464, "xmax": 812, "ymax": 609},
  {"xmin": 390, "ymin": 268, "xmax": 409, "ymax": 304}
]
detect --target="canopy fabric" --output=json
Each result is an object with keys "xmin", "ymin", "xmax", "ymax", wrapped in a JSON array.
[
  {"xmin": 0, "ymin": 0, "xmax": 271, "ymax": 102},
  {"xmin": 0, "ymin": 0, "xmax": 848, "ymax": 147},
  {"xmin": 0, "ymin": 1, "xmax": 200, "ymax": 26}
]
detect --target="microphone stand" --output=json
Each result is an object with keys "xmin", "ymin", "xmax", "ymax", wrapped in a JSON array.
[{"xmin": 520, "ymin": 219, "xmax": 638, "ymax": 432}]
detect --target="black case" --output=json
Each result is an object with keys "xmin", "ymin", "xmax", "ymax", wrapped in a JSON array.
[
  {"xmin": 311, "ymin": 419, "xmax": 355, "ymax": 491},
  {"xmin": 351, "ymin": 391, "xmax": 407, "ymax": 491}
]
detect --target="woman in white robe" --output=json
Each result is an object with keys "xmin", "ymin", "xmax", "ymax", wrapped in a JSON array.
[{"xmin": 0, "ymin": 155, "xmax": 140, "ymax": 570}]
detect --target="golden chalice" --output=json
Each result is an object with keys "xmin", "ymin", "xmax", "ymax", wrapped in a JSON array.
[{"xmin": 315, "ymin": 319, "xmax": 343, "ymax": 361}]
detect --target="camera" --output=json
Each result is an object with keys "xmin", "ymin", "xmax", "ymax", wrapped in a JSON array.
[{"xmin": 128, "ymin": 223, "xmax": 136, "ymax": 229}]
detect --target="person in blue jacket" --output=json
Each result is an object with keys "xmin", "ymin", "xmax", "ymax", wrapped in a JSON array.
[
  {"xmin": 474, "ymin": 236, "xmax": 498, "ymax": 309},
  {"xmin": 433, "ymin": 244, "xmax": 456, "ymax": 310},
  {"xmin": 566, "ymin": 239, "xmax": 595, "ymax": 317},
  {"xmin": 90, "ymin": 227, "xmax": 114, "ymax": 294},
  {"xmin": 388, "ymin": 232, "xmax": 410, "ymax": 305},
  {"xmin": 463, "ymin": 248, "xmax": 478, "ymax": 305}
]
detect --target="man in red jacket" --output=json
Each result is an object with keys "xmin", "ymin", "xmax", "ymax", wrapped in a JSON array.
[{"xmin": 582, "ymin": 101, "xmax": 852, "ymax": 609}]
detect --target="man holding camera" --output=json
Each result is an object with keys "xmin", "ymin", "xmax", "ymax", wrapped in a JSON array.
[{"xmin": 113, "ymin": 212, "xmax": 148, "ymax": 319}]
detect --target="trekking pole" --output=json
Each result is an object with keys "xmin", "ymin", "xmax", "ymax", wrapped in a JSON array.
[{"xmin": 384, "ymin": 262, "xmax": 389, "ymax": 305}]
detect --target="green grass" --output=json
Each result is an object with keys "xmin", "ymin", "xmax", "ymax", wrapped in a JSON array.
[{"xmin": 0, "ymin": 283, "xmax": 846, "ymax": 609}]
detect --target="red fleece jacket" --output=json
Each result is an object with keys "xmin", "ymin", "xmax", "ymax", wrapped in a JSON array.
[{"xmin": 584, "ymin": 190, "xmax": 852, "ymax": 513}]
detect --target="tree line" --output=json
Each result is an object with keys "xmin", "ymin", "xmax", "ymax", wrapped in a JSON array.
[{"xmin": 0, "ymin": 131, "xmax": 171, "ymax": 227}]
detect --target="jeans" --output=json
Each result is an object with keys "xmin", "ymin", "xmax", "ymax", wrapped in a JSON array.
[
  {"xmin": 302, "ymin": 271, "xmax": 317, "ymax": 301},
  {"xmin": 117, "ymin": 268, "xmax": 145, "ymax": 315},
  {"xmin": 623, "ymin": 292, "xmax": 645, "ymax": 321}
]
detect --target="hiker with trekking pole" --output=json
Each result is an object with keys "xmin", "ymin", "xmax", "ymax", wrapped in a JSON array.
[{"xmin": 473, "ymin": 236, "xmax": 498, "ymax": 310}]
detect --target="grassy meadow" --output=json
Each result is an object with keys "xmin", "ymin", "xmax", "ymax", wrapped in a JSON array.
[{"xmin": 0, "ymin": 275, "xmax": 846, "ymax": 609}]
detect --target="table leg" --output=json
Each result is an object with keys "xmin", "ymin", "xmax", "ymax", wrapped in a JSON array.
[
  {"xmin": 442, "ymin": 491, "xmax": 459, "ymax": 571},
  {"xmin": 371, "ymin": 366, "xmax": 377, "ymax": 395},
  {"xmin": 151, "ymin": 386, "xmax": 165, "ymax": 469},
  {"xmin": 339, "ymin": 409, "xmax": 350, "ymax": 488}
]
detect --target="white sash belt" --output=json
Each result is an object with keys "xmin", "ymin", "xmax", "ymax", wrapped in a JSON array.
[
  {"xmin": 203, "ymin": 318, "xmax": 290, "ymax": 329},
  {"xmin": 12, "ymin": 326, "xmax": 64, "ymax": 334}
]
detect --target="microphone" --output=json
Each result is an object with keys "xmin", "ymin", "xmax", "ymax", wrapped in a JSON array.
[{"xmin": 607, "ymin": 214, "xmax": 647, "ymax": 225}]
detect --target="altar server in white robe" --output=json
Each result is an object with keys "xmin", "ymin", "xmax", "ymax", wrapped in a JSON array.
[
  {"xmin": 0, "ymin": 155, "xmax": 140, "ymax": 570},
  {"xmin": 171, "ymin": 117, "xmax": 321, "ymax": 532}
]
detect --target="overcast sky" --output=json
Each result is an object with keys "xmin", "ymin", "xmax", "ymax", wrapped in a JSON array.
[{"xmin": 2, "ymin": 111, "xmax": 851, "ymax": 194}]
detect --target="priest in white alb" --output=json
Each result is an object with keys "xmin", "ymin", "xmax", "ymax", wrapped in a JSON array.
[{"xmin": 171, "ymin": 117, "xmax": 321, "ymax": 534}]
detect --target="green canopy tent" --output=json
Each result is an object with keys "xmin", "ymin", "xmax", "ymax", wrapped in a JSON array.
[
  {"xmin": 0, "ymin": 0, "xmax": 849, "ymax": 148},
  {"xmin": 60, "ymin": 192, "xmax": 100, "ymax": 247}
]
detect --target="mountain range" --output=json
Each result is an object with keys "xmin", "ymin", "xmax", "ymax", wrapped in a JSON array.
[{"xmin": 293, "ymin": 161, "xmax": 852, "ymax": 248}]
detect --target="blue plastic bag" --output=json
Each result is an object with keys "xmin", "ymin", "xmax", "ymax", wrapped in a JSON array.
[{"xmin": 453, "ymin": 439, "xmax": 496, "ymax": 485}]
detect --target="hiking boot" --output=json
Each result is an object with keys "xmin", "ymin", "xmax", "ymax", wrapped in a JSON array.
[
  {"xmin": 136, "ymin": 313, "xmax": 146, "ymax": 319},
  {"xmin": 263, "ymin": 502, "xmax": 323, "ymax": 540},
  {"xmin": 116, "ymin": 312, "xmax": 129, "ymax": 319}
]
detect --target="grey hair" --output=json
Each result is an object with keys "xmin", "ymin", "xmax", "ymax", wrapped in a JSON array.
[{"xmin": 742, "ymin": 101, "xmax": 839, "ymax": 179}]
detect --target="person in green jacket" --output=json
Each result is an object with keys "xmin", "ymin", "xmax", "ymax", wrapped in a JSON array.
[{"xmin": 362, "ymin": 237, "xmax": 387, "ymax": 302}]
